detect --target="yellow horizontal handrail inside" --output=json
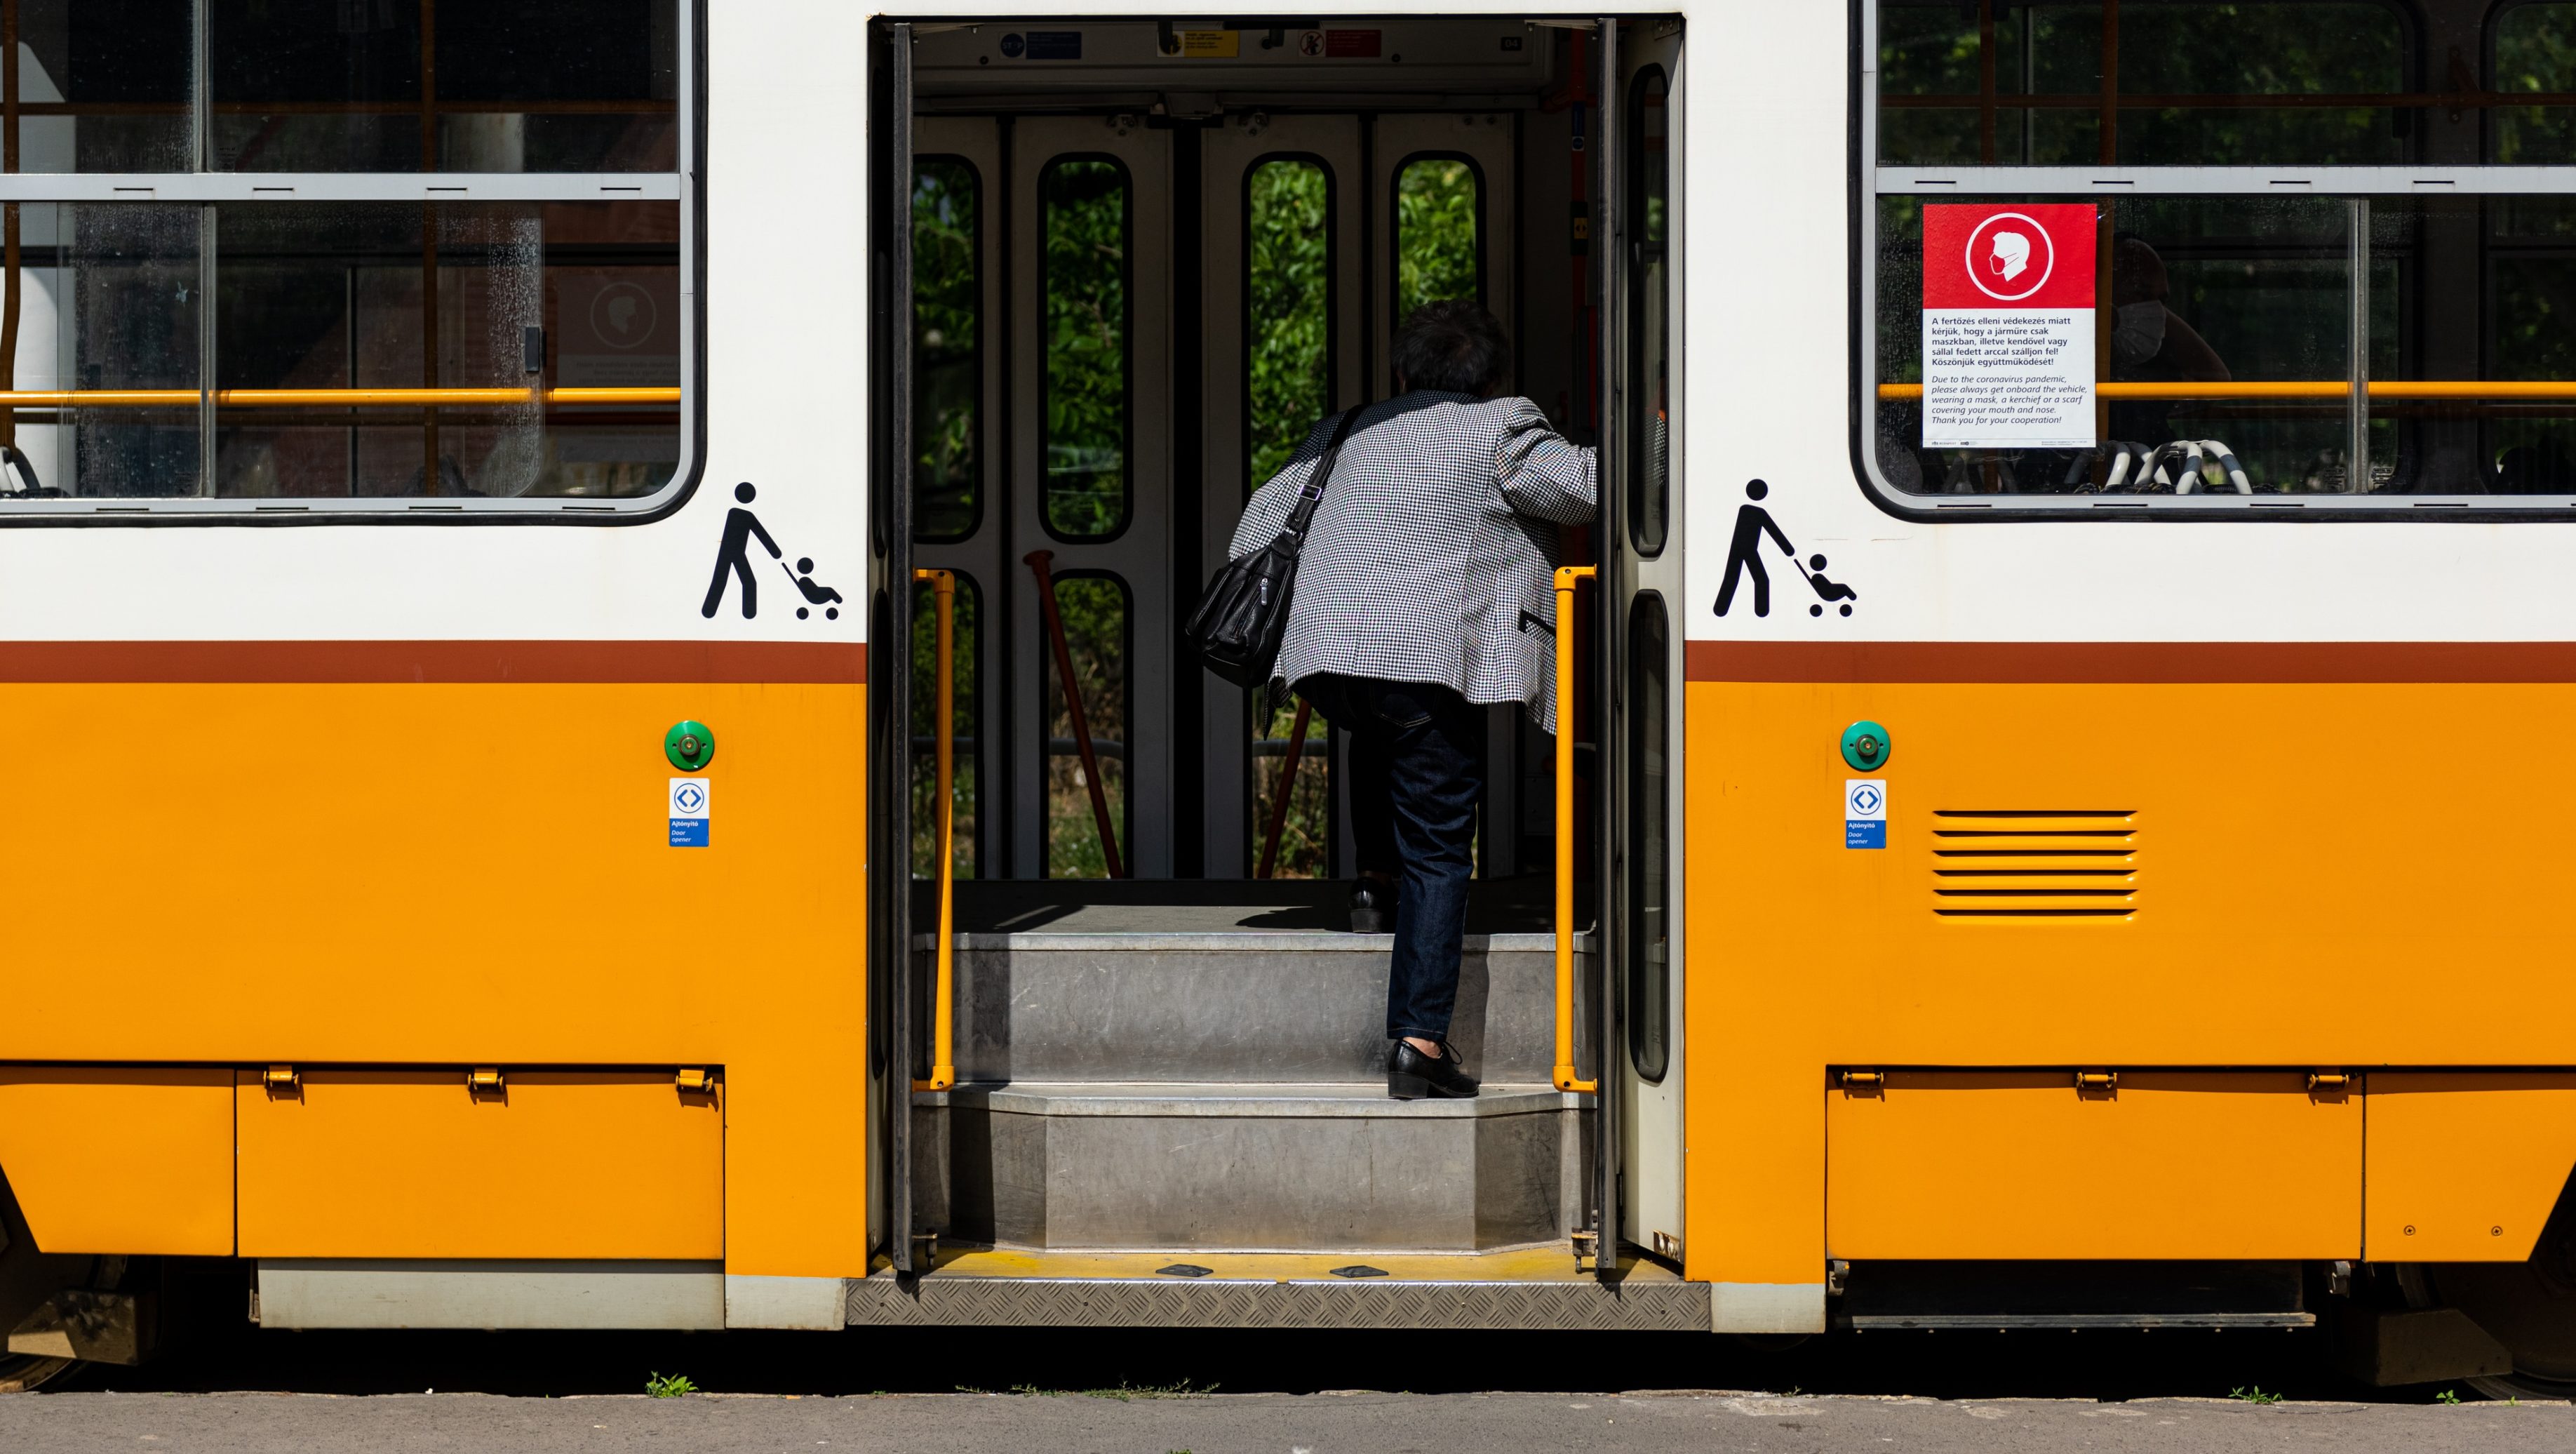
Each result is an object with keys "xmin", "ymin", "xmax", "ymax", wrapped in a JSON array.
[
  {"xmin": 1879, "ymin": 381, "xmax": 2576, "ymax": 401},
  {"xmin": 0, "ymin": 387, "xmax": 680, "ymax": 408}
]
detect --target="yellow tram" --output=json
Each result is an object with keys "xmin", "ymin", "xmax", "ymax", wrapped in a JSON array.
[{"xmin": 3, "ymin": 0, "xmax": 2575, "ymax": 1400}]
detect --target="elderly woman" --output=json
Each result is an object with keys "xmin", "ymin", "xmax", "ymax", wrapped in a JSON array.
[{"xmin": 1230, "ymin": 300, "xmax": 1597, "ymax": 1100}]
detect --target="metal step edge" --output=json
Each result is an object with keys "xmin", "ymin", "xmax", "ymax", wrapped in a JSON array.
[
  {"xmin": 914, "ymin": 1083, "xmax": 1585, "ymax": 1116},
  {"xmin": 911, "ymin": 931, "xmax": 1599, "ymax": 952},
  {"xmin": 1844, "ymin": 1312, "xmax": 2315, "ymax": 1330}
]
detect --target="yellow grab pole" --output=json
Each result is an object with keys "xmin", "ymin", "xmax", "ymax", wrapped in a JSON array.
[
  {"xmin": 912, "ymin": 568, "xmax": 958, "ymax": 1093},
  {"xmin": 1553, "ymin": 564, "xmax": 1599, "ymax": 1095}
]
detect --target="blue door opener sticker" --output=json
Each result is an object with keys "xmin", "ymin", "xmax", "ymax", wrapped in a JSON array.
[
  {"xmin": 1845, "ymin": 778, "xmax": 1886, "ymax": 849},
  {"xmin": 669, "ymin": 776, "xmax": 710, "ymax": 847}
]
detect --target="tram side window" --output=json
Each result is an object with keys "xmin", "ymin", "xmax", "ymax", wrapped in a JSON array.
[
  {"xmin": 1043, "ymin": 572, "xmax": 1129, "ymax": 880},
  {"xmin": 1867, "ymin": 0, "xmax": 2576, "ymax": 505},
  {"xmin": 913, "ymin": 158, "xmax": 981, "ymax": 542},
  {"xmin": 1040, "ymin": 156, "xmax": 1130, "ymax": 540},
  {"xmin": 210, "ymin": 0, "xmax": 679, "ymax": 173},
  {"xmin": 1393, "ymin": 154, "xmax": 1482, "ymax": 322},
  {"xmin": 0, "ymin": 4, "xmax": 691, "ymax": 512},
  {"xmin": 911, "ymin": 572, "xmax": 980, "ymax": 881},
  {"xmin": 1876, "ymin": 1, "xmax": 2409, "ymax": 168},
  {"xmin": 2497, "ymin": 5, "xmax": 2576, "ymax": 164},
  {"xmin": 210, "ymin": 201, "xmax": 680, "ymax": 499}
]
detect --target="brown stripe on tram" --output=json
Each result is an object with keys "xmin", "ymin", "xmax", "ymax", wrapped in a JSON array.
[
  {"xmin": 0, "ymin": 639, "xmax": 865, "ymax": 684},
  {"xmin": 1686, "ymin": 640, "xmax": 2576, "ymax": 683}
]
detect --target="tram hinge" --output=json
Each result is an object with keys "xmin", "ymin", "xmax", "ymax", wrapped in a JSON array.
[
  {"xmin": 467, "ymin": 1067, "xmax": 505, "ymax": 1096},
  {"xmin": 261, "ymin": 1065, "xmax": 299, "ymax": 1094},
  {"xmin": 2074, "ymin": 1070, "xmax": 2118, "ymax": 1096},
  {"xmin": 2308, "ymin": 1071, "xmax": 2352, "ymax": 1093},
  {"xmin": 675, "ymin": 1068, "xmax": 716, "ymax": 1095},
  {"xmin": 1570, "ymin": 1228, "xmax": 1600, "ymax": 1274}
]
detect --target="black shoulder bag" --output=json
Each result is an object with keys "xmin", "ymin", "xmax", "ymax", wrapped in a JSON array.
[{"xmin": 1186, "ymin": 410, "xmax": 1359, "ymax": 690}]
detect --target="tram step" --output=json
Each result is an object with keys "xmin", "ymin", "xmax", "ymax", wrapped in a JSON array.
[
  {"xmin": 911, "ymin": 1081, "xmax": 1586, "ymax": 1253},
  {"xmin": 909, "ymin": 931, "xmax": 1596, "ymax": 1086}
]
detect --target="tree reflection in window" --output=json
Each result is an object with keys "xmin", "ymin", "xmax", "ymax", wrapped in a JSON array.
[
  {"xmin": 1395, "ymin": 155, "xmax": 1481, "ymax": 323},
  {"xmin": 913, "ymin": 159, "xmax": 979, "ymax": 542},
  {"xmin": 1040, "ymin": 157, "xmax": 1129, "ymax": 538}
]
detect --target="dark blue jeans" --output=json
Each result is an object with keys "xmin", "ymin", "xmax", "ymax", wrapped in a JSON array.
[{"xmin": 1296, "ymin": 674, "xmax": 1487, "ymax": 1044}]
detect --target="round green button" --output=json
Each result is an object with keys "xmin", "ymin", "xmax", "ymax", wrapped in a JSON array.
[
  {"xmin": 1841, "ymin": 720, "xmax": 1891, "ymax": 772},
  {"xmin": 665, "ymin": 720, "xmax": 716, "ymax": 771}
]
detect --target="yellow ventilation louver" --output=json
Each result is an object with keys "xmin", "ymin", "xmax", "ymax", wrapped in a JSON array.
[{"xmin": 1929, "ymin": 810, "xmax": 2139, "ymax": 919}]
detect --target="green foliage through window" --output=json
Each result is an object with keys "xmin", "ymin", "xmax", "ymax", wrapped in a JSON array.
[
  {"xmin": 1395, "ymin": 156, "xmax": 1480, "ymax": 324},
  {"xmin": 1041, "ymin": 158, "xmax": 1129, "ymax": 538},
  {"xmin": 913, "ymin": 160, "xmax": 979, "ymax": 542},
  {"xmin": 1245, "ymin": 158, "xmax": 1331, "ymax": 491},
  {"xmin": 1045, "ymin": 573, "xmax": 1128, "ymax": 879}
]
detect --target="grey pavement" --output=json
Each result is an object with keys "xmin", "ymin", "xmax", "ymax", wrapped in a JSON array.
[{"xmin": 3, "ymin": 1390, "xmax": 2572, "ymax": 1453}]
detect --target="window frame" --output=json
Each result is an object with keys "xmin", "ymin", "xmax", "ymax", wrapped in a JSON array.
[
  {"xmin": 1626, "ymin": 63, "xmax": 1672, "ymax": 556},
  {"xmin": 0, "ymin": 0, "xmax": 699, "ymax": 525},
  {"xmin": 1856, "ymin": 0, "xmax": 2576, "ymax": 521}
]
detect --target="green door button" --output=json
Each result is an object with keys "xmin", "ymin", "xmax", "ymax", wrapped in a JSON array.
[
  {"xmin": 1841, "ymin": 720, "xmax": 1891, "ymax": 772},
  {"xmin": 665, "ymin": 720, "xmax": 716, "ymax": 771}
]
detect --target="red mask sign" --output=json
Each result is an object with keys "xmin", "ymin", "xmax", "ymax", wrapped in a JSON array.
[{"xmin": 1920, "ymin": 204, "xmax": 2098, "ymax": 449}]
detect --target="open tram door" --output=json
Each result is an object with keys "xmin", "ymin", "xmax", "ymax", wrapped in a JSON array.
[{"xmin": 1599, "ymin": 16, "xmax": 1689, "ymax": 1272}]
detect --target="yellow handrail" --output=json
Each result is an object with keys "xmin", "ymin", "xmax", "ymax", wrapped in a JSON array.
[
  {"xmin": 911, "ymin": 568, "xmax": 958, "ymax": 1094},
  {"xmin": 1878, "ymin": 380, "xmax": 2576, "ymax": 401},
  {"xmin": 1552, "ymin": 564, "xmax": 1598, "ymax": 1096},
  {"xmin": 0, "ymin": 386, "xmax": 679, "ymax": 407}
]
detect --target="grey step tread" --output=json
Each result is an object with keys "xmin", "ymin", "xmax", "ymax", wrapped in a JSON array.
[
  {"xmin": 913, "ymin": 930, "xmax": 1597, "ymax": 952},
  {"xmin": 915, "ymin": 1081, "xmax": 1583, "ymax": 1117}
]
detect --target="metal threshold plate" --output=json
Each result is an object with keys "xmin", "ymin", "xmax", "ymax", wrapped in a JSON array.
[
  {"xmin": 1846, "ymin": 1312, "xmax": 2316, "ymax": 1331},
  {"xmin": 847, "ymin": 1246, "xmax": 1708, "ymax": 1331}
]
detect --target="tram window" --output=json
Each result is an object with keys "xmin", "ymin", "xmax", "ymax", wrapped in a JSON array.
[
  {"xmin": 1393, "ymin": 154, "xmax": 1482, "ymax": 322},
  {"xmin": 1877, "ymin": 1, "xmax": 2410, "ymax": 168},
  {"xmin": 1245, "ymin": 156, "xmax": 1332, "ymax": 491},
  {"xmin": 0, "ymin": 204, "xmax": 204, "ymax": 498},
  {"xmin": 913, "ymin": 158, "xmax": 980, "ymax": 542},
  {"xmin": 1875, "ymin": 195, "xmax": 2353, "ymax": 495},
  {"xmin": 1627, "ymin": 67, "xmax": 1672, "ymax": 556},
  {"xmin": 1251, "ymin": 691, "xmax": 1331, "ymax": 879},
  {"xmin": 210, "ymin": 201, "xmax": 679, "ymax": 499},
  {"xmin": 1042, "ymin": 571, "xmax": 1129, "ymax": 879},
  {"xmin": 0, "ymin": 1, "xmax": 194, "ymax": 171},
  {"xmin": 210, "ymin": 0, "xmax": 678, "ymax": 172},
  {"xmin": 1039, "ymin": 156, "xmax": 1130, "ymax": 541},
  {"xmin": 1625, "ymin": 592, "xmax": 1670, "ymax": 1086},
  {"xmin": 911, "ymin": 572, "xmax": 980, "ymax": 881},
  {"xmin": 2497, "ymin": 4, "xmax": 2576, "ymax": 164}
]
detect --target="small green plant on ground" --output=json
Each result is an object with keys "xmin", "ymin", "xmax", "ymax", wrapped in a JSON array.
[
  {"xmin": 645, "ymin": 1372, "xmax": 697, "ymax": 1399},
  {"xmin": 2227, "ymin": 1387, "xmax": 2284, "ymax": 1405},
  {"xmin": 2435, "ymin": 1390, "xmax": 2462, "ymax": 1404},
  {"xmin": 1082, "ymin": 1380, "xmax": 1219, "ymax": 1401}
]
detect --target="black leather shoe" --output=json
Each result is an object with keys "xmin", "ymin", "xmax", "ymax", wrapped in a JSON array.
[
  {"xmin": 1350, "ymin": 879, "xmax": 1393, "ymax": 933},
  {"xmin": 1388, "ymin": 1040, "xmax": 1480, "ymax": 1100}
]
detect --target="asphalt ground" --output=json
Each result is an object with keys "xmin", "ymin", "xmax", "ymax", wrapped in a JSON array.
[{"xmin": 4, "ymin": 1387, "xmax": 2572, "ymax": 1453}]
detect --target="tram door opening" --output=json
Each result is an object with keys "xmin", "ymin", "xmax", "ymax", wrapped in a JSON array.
[{"xmin": 895, "ymin": 18, "xmax": 1684, "ymax": 1268}]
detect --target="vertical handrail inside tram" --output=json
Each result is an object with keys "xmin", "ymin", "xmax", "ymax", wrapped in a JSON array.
[
  {"xmin": 1553, "ymin": 564, "xmax": 1599, "ymax": 1095},
  {"xmin": 912, "ymin": 568, "xmax": 958, "ymax": 1093}
]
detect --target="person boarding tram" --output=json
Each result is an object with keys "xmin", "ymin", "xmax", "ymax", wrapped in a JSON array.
[{"xmin": 1229, "ymin": 301, "xmax": 1598, "ymax": 1101}]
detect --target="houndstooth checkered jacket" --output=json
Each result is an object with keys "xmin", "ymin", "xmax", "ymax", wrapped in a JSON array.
[{"xmin": 1228, "ymin": 391, "xmax": 1597, "ymax": 735}]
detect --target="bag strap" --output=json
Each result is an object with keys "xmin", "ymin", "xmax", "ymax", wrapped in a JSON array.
[{"xmin": 1279, "ymin": 408, "xmax": 1361, "ymax": 543}]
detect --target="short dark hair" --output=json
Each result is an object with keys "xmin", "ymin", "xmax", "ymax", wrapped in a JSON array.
[{"xmin": 1391, "ymin": 300, "xmax": 1512, "ymax": 396}]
